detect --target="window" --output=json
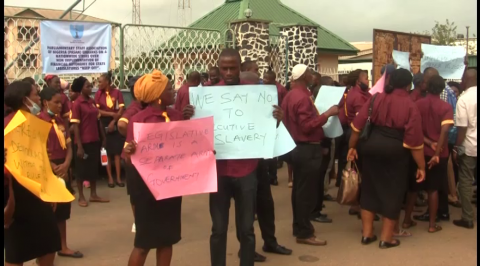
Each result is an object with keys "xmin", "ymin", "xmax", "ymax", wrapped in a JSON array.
[
  {"xmin": 17, "ymin": 53, "xmax": 38, "ymax": 68},
  {"xmin": 17, "ymin": 26, "xmax": 38, "ymax": 41}
]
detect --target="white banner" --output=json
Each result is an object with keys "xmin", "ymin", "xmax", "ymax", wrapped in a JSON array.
[{"xmin": 40, "ymin": 21, "xmax": 112, "ymax": 74}]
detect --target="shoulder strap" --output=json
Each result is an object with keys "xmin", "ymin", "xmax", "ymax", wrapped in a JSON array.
[{"xmin": 367, "ymin": 93, "xmax": 378, "ymax": 119}]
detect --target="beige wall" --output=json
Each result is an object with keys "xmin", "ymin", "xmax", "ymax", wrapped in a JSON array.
[{"xmin": 317, "ymin": 53, "xmax": 339, "ymax": 81}]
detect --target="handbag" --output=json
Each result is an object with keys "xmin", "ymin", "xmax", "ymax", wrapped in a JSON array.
[
  {"xmin": 359, "ymin": 93, "xmax": 378, "ymax": 140},
  {"xmin": 336, "ymin": 161, "xmax": 361, "ymax": 206}
]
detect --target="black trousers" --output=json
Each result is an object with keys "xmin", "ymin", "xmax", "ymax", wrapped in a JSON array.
[
  {"xmin": 313, "ymin": 143, "xmax": 332, "ymax": 214},
  {"xmin": 266, "ymin": 158, "xmax": 278, "ymax": 182},
  {"xmin": 335, "ymin": 125, "xmax": 350, "ymax": 187},
  {"xmin": 291, "ymin": 144, "xmax": 322, "ymax": 239},
  {"xmin": 210, "ymin": 171, "xmax": 257, "ymax": 266},
  {"xmin": 236, "ymin": 160, "xmax": 277, "ymax": 248}
]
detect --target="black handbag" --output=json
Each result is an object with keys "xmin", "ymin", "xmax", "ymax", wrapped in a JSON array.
[{"xmin": 359, "ymin": 93, "xmax": 378, "ymax": 140}]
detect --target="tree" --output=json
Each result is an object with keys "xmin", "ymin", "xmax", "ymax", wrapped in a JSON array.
[{"xmin": 431, "ymin": 19, "xmax": 457, "ymax": 45}]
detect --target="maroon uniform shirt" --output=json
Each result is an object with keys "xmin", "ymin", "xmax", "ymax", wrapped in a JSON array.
[
  {"xmin": 351, "ymin": 89, "xmax": 424, "ymax": 149},
  {"xmin": 409, "ymin": 89, "xmax": 424, "ymax": 102},
  {"xmin": 275, "ymin": 82, "xmax": 288, "ymax": 106},
  {"xmin": 94, "ymin": 88, "xmax": 125, "ymax": 112},
  {"xmin": 119, "ymin": 101, "xmax": 143, "ymax": 125},
  {"xmin": 337, "ymin": 88, "xmax": 349, "ymax": 126},
  {"xmin": 345, "ymin": 85, "xmax": 372, "ymax": 124},
  {"xmin": 60, "ymin": 92, "xmax": 71, "ymax": 120},
  {"xmin": 38, "ymin": 111, "xmax": 71, "ymax": 160},
  {"xmin": 70, "ymin": 96, "xmax": 101, "ymax": 144},
  {"xmin": 173, "ymin": 83, "xmax": 191, "ymax": 112},
  {"xmin": 281, "ymin": 83, "xmax": 328, "ymax": 143},
  {"xmin": 214, "ymin": 79, "xmax": 259, "ymax": 178},
  {"xmin": 415, "ymin": 94, "xmax": 454, "ymax": 158}
]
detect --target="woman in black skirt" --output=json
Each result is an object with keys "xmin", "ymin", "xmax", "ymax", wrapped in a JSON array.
[
  {"xmin": 118, "ymin": 75, "xmax": 144, "ymax": 233},
  {"xmin": 4, "ymin": 81, "xmax": 61, "ymax": 266},
  {"xmin": 38, "ymin": 87, "xmax": 84, "ymax": 259},
  {"xmin": 95, "ymin": 72, "xmax": 126, "ymax": 187},
  {"xmin": 347, "ymin": 69, "xmax": 426, "ymax": 249},
  {"xmin": 403, "ymin": 75, "xmax": 454, "ymax": 233},
  {"xmin": 70, "ymin": 76, "xmax": 109, "ymax": 207},
  {"xmin": 124, "ymin": 70, "xmax": 183, "ymax": 266}
]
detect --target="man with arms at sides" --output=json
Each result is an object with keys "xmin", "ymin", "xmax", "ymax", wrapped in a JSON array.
[
  {"xmin": 173, "ymin": 71, "xmax": 201, "ymax": 112},
  {"xmin": 452, "ymin": 69, "xmax": 477, "ymax": 229},
  {"xmin": 204, "ymin": 67, "xmax": 221, "ymax": 86},
  {"xmin": 242, "ymin": 60, "xmax": 262, "ymax": 83},
  {"xmin": 263, "ymin": 70, "xmax": 288, "ymax": 186},
  {"xmin": 282, "ymin": 64, "xmax": 339, "ymax": 246},
  {"xmin": 183, "ymin": 49, "xmax": 284, "ymax": 266}
]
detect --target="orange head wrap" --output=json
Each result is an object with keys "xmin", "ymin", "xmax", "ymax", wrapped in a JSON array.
[{"xmin": 134, "ymin": 70, "xmax": 169, "ymax": 103}]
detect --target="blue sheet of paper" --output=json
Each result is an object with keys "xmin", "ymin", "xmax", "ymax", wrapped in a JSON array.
[
  {"xmin": 392, "ymin": 50, "xmax": 411, "ymax": 71},
  {"xmin": 314, "ymin": 86, "xmax": 345, "ymax": 138},
  {"xmin": 190, "ymin": 85, "xmax": 278, "ymax": 160},
  {"xmin": 267, "ymin": 122, "xmax": 296, "ymax": 159},
  {"xmin": 421, "ymin": 44, "xmax": 466, "ymax": 79}
]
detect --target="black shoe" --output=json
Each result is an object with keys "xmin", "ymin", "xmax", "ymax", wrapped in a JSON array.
[
  {"xmin": 311, "ymin": 212, "xmax": 327, "ymax": 219},
  {"xmin": 438, "ymin": 213, "xmax": 450, "ymax": 221},
  {"xmin": 312, "ymin": 216, "xmax": 332, "ymax": 223},
  {"xmin": 262, "ymin": 245, "xmax": 292, "ymax": 255},
  {"xmin": 379, "ymin": 239, "xmax": 400, "ymax": 249},
  {"xmin": 270, "ymin": 179, "xmax": 279, "ymax": 186},
  {"xmin": 361, "ymin": 235, "xmax": 378, "ymax": 245},
  {"xmin": 116, "ymin": 181, "xmax": 125, "ymax": 188},
  {"xmin": 323, "ymin": 194, "xmax": 335, "ymax": 202},
  {"xmin": 453, "ymin": 219, "xmax": 474, "ymax": 229},
  {"xmin": 238, "ymin": 251, "xmax": 266, "ymax": 262},
  {"xmin": 413, "ymin": 212, "xmax": 439, "ymax": 222}
]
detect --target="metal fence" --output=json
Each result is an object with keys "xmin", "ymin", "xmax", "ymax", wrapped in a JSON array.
[
  {"xmin": 4, "ymin": 16, "xmax": 121, "ymax": 86},
  {"xmin": 120, "ymin": 24, "xmax": 223, "ymax": 89},
  {"xmin": 269, "ymin": 35, "xmax": 288, "ymax": 85}
]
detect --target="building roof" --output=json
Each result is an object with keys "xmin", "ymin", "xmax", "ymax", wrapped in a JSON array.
[
  {"xmin": 187, "ymin": 0, "xmax": 358, "ymax": 55},
  {"xmin": 4, "ymin": 6, "xmax": 114, "ymax": 23}
]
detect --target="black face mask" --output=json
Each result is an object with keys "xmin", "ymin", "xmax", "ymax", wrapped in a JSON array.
[{"xmin": 359, "ymin": 82, "xmax": 369, "ymax": 91}]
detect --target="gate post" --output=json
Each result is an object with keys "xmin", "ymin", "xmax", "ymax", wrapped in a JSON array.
[{"xmin": 229, "ymin": 19, "xmax": 272, "ymax": 77}]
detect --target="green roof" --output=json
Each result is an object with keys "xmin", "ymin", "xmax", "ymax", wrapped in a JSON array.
[{"xmin": 187, "ymin": 0, "xmax": 358, "ymax": 55}]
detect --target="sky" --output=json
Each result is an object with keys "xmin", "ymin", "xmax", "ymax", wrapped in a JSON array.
[{"xmin": 5, "ymin": 0, "xmax": 477, "ymax": 42}]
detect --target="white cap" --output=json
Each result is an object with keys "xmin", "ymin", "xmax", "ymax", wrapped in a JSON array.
[{"xmin": 291, "ymin": 64, "xmax": 308, "ymax": 81}]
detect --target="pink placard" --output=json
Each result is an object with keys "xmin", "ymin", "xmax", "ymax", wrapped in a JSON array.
[
  {"xmin": 131, "ymin": 116, "xmax": 217, "ymax": 200},
  {"xmin": 369, "ymin": 72, "xmax": 386, "ymax": 95}
]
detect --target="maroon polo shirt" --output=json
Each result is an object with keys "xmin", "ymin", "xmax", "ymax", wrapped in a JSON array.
[
  {"xmin": 94, "ymin": 87, "xmax": 125, "ymax": 112},
  {"xmin": 415, "ymin": 94, "xmax": 454, "ymax": 158},
  {"xmin": 60, "ymin": 92, "xmax": 71, "ymax": 120},
  {"xmin": 337, "ymin": 88, "xmax": 349, "ymax": 126},
  {"xmin": 275, "ymin": 82, "xmax": 288, "ymax": 106},
  {"xmin": 281, "ymin": 83, "xmax": 328, "ymax": 143},
  {"xmin": 37, "ymin": 111, "xmax": 71, "ymax": 160},
  {"xmin": 409, "ymin": 88, "xmax": 424, "ymax": 102},
  {"xmin": 345, "ymin": 85, "xmax": 372, "ymax": 124},
  {"xmin": 125, "ymin": 106, "xmax": 183, "ymax": 144},
  {"xmin": 119, "ymin": 101, "xmax": 143, "ymax": 125},
  {"xmin": 351, "ymin": 89, "xmax": 424, "ymax": 149},
  {"xmin": 70, "ymin": 96, "xmax": 100, "ymax": 144},
  {"xmin": 214, "ymin": 79, "xmax": 259, "ymax": 178},
  {"xmin": 173, "ymin": 83, "xmax": 192, "ymax": 113}
]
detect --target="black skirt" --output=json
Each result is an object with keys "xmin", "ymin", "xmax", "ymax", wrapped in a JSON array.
[
  {"xmin": 130, "ymin": 166, "xmax": 182, "ymax": 249},
  {"xmin": 125, "ymin": 163, "xmax": 135, "ymax": 205},
  {"xmin": 4, "ymin": 178, "xmax": 61, "ymax": 264},
  {"xmin": 411, "ymin": 156, "xmax": 448, "ymax": 192},
  {"xmin": 51, "ymin": 158, "xmax": 74, "ymax": 221},
  {"xmin": 101, "ymin": 116, "xmax": 125, "ymax": 156},
  {"xmin": 359, "ymin": 126, "xmax": 409, "ymax": 220},
  {"xmin": 74, "ymin": 141, "xmax": 101, "ymax": 181}
]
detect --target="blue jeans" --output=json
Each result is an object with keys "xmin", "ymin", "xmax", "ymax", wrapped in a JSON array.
[{"xmin": 210, "ymin": 171, "xmax": 257, "ymax": 266}]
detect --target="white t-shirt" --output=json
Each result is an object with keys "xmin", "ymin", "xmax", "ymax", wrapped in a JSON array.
[{"xmin": 456, "ymin": 86, "xmax": 477, "ymax": 157}]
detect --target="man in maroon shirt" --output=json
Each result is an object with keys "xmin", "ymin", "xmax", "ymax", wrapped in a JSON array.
[
  {"xmin": 203, "ymin": 67, "xmax": 221, "ymax": 86},
  {"xmin": 183, "ymin": 49, "xmax": 284, "ymax": 266},
  {"xmin": 281, "ymin": 64, "xmax": 339, "ymax": 246},
  {"xmin": 173, "ymin": 71, "xmax": 201, "ymax": 112}
]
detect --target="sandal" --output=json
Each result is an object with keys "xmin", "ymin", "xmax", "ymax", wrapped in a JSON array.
[
  {"xmin": 78, "ymin": 200, "xmax": 88, "ymax": 207},
  {"xmin": 393, "ymin": 229, "xmax": 412, "ymax": 237},
  {"xmin": 58, "ymin": 251, "xmax": 84, "ymax": 258},
  {"xmin": 108, "ymin": 183, "xmax": 115, "ymax": 188},
  {"xmin": 428, "ymin": 224, "xmax": 443, "ymax": 233},
  {"xmin": 402, "ymin": 221, "xmax": 417, "ymax": 229}
]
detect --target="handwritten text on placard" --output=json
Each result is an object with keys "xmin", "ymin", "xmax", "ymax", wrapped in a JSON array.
[
  {"xmin": 421, "ymin": 44, "xmax": 466, "ymax": 79},
  {"xmin": 4, "ymin": 111, "xmax": 74, "ymax": 203},
  {"xmin": 131, "ymin": 117, "xmax": 217, "ymax": 200},
  {"xmin": 190, "ymin": 85, "xmax": 277, "ymax": 160}
]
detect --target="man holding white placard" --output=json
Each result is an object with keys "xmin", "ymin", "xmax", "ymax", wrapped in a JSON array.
[{"xmin": 281, "ymin": 64, "xmax": 339, "ymax": 246}]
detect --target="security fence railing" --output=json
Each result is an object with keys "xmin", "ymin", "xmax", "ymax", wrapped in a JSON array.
[
  {"xmin": 269, "ymin": 35, "xmax": 288, "ymax": 86},
  {"xmin": 4, "ymin": 16, "xmax": 121, "ymax": 86}
]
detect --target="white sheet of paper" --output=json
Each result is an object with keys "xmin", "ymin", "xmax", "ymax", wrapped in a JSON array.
[
  {"xmin": 314, "ymin": 86, "xmax": 345, "ymax": 138},
  {"xmin": 421, "ymin": 44, "xmax": 466, "ymax": 79}
]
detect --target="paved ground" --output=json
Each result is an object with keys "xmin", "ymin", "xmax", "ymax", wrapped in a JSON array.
[{"xmin": 24, "ymin": 166, "xmax": 477, "ymax": 266}]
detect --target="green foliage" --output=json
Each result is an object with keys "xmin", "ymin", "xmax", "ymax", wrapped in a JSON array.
[{"xmin": 431, "ymin": 19, "xmax": 458, "ymax": 45}]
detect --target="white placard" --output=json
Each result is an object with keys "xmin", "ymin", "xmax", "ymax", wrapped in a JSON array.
[{"xmin": 40, "ymin": 21, "xmax": 112, "ymax": 74}]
